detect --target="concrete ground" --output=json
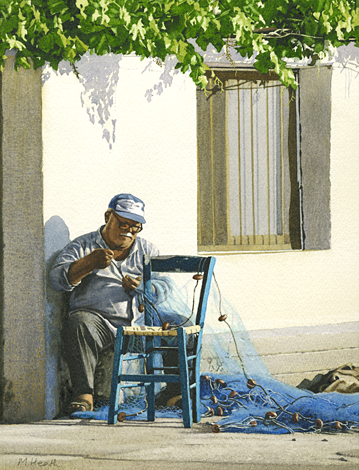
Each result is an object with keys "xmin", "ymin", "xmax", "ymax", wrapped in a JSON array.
[{"xmin": 0, "ymin": 417, "xmax": 359, "ymax": 470}]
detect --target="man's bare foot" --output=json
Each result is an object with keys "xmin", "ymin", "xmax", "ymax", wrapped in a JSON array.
[
  {"xmin": 68, "ymin": 393, "xmax": 93, "ymax": 415},
  {"xmin": 76, "ymin": 393, "xmax": 93, "ymax": 409}
]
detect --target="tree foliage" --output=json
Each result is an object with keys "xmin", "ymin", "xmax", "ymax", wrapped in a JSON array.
[{"xmin": 1, "ymin": 0, "xmax": 359, "ymax": 87}]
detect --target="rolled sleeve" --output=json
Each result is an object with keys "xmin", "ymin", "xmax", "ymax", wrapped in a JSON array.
[
  {"xmin": 49, "ymin": 262, "xmax": 78, "ymax": 292},
  {"xmin": 49, "ymin": 240, "xmax": 85, "ymax": 292}
]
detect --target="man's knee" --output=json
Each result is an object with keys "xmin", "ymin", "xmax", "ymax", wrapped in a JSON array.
[
  {"xmin": 63, "ymin": 311, "xmax": 114, "ymax": 353},
  {"xmin": 66, "ymin": 310, "xmax": 95, "ymax": 328},
  {"xmin": 64, "ymin": 311, "xmax": 101, "ymax": 336}
]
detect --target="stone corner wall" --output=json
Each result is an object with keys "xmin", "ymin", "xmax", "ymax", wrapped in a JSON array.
[{"xmin": 0, "ymin": 54, "xmax": 46, "ymax": 423}]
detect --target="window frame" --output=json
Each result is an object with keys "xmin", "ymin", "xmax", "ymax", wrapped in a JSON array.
[{"xmin": 197, "ymin": 66, "xmax": 303, "ymax": 253}]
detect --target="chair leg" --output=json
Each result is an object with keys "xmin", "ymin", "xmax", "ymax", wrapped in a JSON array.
[
  {"xmin": 146, "ymin": 383, "xmax": 155, "ymax": 421},
  {"xmin": 177, "ymin": 328, "xmax": 192, "ymax": 428},
  {"xmin": 108, "ymin": 327, "xmax": 125, "ymax": 424},
  {"xmin": 146, "ymin": 337, "xmax": 155, "ymax": 421},
  {"xmin": 192, "ymin": 337, "xmax": 202, "ymax": 423}
]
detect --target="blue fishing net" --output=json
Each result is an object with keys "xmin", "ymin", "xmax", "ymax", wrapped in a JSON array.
[
  {"xmin": 71, "ymin": 275, "xmax": 359, "ymax": 434},
  {"xmin": 200, "ymin": 374, "xmax": 359, "ymax": 434}
]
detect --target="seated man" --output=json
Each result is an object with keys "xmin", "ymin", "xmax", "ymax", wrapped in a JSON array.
[{"xmin": 50, "ymin": 193, "xmax": 163, "ymax": 414}]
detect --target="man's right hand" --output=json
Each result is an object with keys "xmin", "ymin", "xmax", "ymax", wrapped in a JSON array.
[
  {"xmin": 87, "ymin": 248, "xmax": 115, "ymax": 270},
  {"xmin": 68, "ymin": 248, "xmax": 114, "ymax": 285}
]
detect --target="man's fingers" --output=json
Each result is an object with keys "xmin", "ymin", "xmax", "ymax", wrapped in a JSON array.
[
  {"xmin": 127, "ymin": 275, "xmax": 141, "ymax": 284},
  {"xmin": 123, "ymin": 276, "xmax": 136, "ymax": 287},
  {"xmin": 123, "ymin": 275, "xmax": 141, "ymax": 291},
  {"xmin": 103, "ymin": 250, "xmax": 114, "ymax": 260},
  {"xmin": 89, "ymin": 248, "xmax": 114, "ymax": 269}
]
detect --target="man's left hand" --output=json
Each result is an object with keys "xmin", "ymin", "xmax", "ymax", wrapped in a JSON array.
[{"xmin": 122, "ymin": 275, "xmax": 141, "ymax": 294}]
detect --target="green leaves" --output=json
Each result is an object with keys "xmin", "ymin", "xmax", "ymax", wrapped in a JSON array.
[
  {"xmin": 38, "ymin": 32, "xmax": 55, "ymax": 52},
  {"xmin": 76, "ymin": 0, "xmax": 89, "ymax": 18},
  {"xmin": 48, "ymin": 0, "xmax": 69, "ymax": 15},
  {"xmin": 1, "ymin": 0, "xmax": 359, "ymax": 88}
]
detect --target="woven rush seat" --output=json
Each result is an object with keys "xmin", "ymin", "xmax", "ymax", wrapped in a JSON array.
[{"xmin": 121, "ymin": 324, "xmax": 202, "ymax": 336}]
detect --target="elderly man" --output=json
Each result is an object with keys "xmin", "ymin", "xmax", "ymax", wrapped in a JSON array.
[{"xmin": 50, "ymin": 193, "xmax": 162, "ymax": 414}]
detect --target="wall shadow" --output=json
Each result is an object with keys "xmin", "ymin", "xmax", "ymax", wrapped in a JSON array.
[
  {"xmin": 44, "ymin": 216, "xmax": 71, "ymax": 419},
  {"xmin": 44, "ymin": 216, "xmax": 114, "ymax": 418}
]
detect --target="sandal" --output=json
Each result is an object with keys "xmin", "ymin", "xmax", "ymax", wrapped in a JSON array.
[
  {"xmin": 67, "ymin": 398, "xmax": 92, "ymax": 416},
  {"xmin": 167, "ymin": 395, "xmax": 182, "ymax": 408}
]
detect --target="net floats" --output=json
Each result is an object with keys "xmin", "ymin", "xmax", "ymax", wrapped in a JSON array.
[
  {"xmin": 247, "ymin": 379, "xmax": 257, "ymax": 389},
  {"xmin": 138, "ymin": 304, "xmax": 144, "ymax": 313},
  {"xmin": 162, "ymin": 321, "xmax": 170, "ymax": 330},
  {"xmin": 218, "ymin": 314, "xmax": 227, "ymax": 322},
  {"xmin": 212, "ymin": 424, "xmax": 221, "ymax": 433},
  {"xmin": 265, "ymin": 411, "xmax": 278, "ymax": 420},
  {"xmin": 228, "ymin": 390, "xmax": 238, "ymax": 398},
  {"xmin": 203, "ymin": 405, "xmax": 215, "ymax": 416},
  {"xmin": 315, "ymin": 419, "xmax": 323, "ymax": 429},
  {"xmin": 217, "ymin": 406, "xmax": 224, "ymax": 416},
  {"xmin": 117, "ymin": 412, "xmax": 127, "ymax": 422},
  {"xmin": 215, "ymin": 378, "xmax": 227, "ymax": 387},
  {"xmin": 210, "ymin": 395, "xmax": 218, "ymax": 404},
  {"xmin": 193, "ymin": 274, "xmax": 203, "ymax": 280},
  {"xmin": 249, "ymin": 419, "xmax": 257, "ymax": 427},
  {"xmin": 335, "ymin": 421, "xmax": 343, "ymax": 430},
  {"xmin": 292, "ymin": 412, "xmax": 299, "ymax": 423}
]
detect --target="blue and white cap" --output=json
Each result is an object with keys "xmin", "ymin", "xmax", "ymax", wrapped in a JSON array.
[{"xmin": 108, "ymin": 194, "xmax": 146, "ymax": 224}]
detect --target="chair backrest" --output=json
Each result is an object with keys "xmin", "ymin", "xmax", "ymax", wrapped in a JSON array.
[{"xmin": 143, "ymin": 255, "xmax": 216, "ymax": 328}]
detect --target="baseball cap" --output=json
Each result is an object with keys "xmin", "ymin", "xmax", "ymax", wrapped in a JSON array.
[{"xmin": 108, "ymin": 194, "xmax": 146, "ymax": 224}]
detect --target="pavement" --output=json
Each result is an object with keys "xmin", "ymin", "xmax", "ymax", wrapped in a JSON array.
[{"xmin": 0, "ymin": 417, "xmax": 359, "ymax": 470}]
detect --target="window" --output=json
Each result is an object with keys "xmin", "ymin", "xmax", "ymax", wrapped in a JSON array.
[{"xmin": 197, "ymin": 66, "xmax": 331, "ymax": 253}]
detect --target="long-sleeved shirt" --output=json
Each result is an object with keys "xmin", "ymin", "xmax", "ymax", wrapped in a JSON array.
[{"xmin": 49, "ymin": 227, "xmax": 160, "ymax": 335}]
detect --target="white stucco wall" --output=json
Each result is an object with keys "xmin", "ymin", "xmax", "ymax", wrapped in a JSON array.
[{"xmin": 43, "ymin": 55, "xmax": 359, "ymax": 332}]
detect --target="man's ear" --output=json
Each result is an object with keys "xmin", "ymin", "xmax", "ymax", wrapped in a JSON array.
[{"xmin": 104, "ymin": 210, "xmax": 111, "ymax": 224}]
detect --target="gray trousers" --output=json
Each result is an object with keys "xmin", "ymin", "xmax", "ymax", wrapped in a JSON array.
[
  {"xmin": 63, "ymin": 310, "xmax": 188, "ymax": 400},
  {"xmin": 63, "ymin": 311, "xmax": 115, "ymax": 398}
]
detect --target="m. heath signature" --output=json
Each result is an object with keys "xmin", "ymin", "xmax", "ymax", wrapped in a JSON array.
[{"xmin": 17, "ymin": 457, "xmax": 60, "ymax": 467}]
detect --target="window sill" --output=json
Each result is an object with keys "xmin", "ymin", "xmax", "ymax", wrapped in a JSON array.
[{"xmin": 198, "ymin": 244, "xmax": 294, "ymax": 254}]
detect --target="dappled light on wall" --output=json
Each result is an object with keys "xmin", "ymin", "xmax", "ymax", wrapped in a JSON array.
[{"xmin": 42, "ymin": 52, "xmax": 121, "ymax": 149}]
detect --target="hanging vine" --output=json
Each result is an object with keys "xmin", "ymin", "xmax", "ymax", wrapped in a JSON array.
[{"xmin": 1, "ymin": 0, "xmax": 359, "ymax": 88}]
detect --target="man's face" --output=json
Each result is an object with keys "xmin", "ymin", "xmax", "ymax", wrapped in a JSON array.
[{"xmin": 103, "ymin": 211, "xmax": 142, "ymax": 250}]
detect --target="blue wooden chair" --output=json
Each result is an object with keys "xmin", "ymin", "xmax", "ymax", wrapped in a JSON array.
[{"xmin": 108, "ymin": 254, "xmax": 216, "ymax": 428}]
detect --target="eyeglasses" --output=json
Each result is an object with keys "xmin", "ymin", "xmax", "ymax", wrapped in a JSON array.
[
  {"xmin": 118, "ymin": 222, "xmax": 143, "ymax": 233},
  {"xmin": 112, "ymin": 212, "xmax": 143, "ymax": 233}
]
